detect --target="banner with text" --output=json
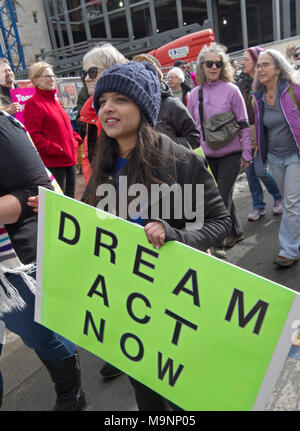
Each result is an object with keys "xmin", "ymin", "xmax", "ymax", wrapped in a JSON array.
[
  {"xmin": 35, "ymin": 188, "xmax": 300, "ymax": 411},
  {"xmin": 10, "ymin": 87, "xmax": 35, "ymax": 124}
]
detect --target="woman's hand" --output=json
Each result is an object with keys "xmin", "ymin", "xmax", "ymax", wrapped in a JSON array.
[
  {"xmin": 144, "ymin": 221, "xmax": 166, "ymax": 250},
  {"xmin": 27, "ymin": 195, "xmax": 39, "ymax": 213},
  {"xmin": 240, "ymin": 158, "xmax": 251, "ymax": 170},
  {"xmin": 4, "ymin": 102, "xmax": 20, "ymax": 116}
]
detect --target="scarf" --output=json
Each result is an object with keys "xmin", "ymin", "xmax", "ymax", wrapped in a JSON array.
[{"xmin": 0, "ymin": 111, "xmax": 62, "ymax": 317}]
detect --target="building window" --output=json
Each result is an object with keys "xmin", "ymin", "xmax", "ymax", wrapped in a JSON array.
[
  {"xmin": 33, "ymin": 12, "xmax": 38, "ymax": 23},
  {"xmin": 12, "ymin": 2, "xmax": 18, "ymax": 22}
]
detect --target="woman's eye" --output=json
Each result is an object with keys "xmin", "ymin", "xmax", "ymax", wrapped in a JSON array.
[
  {"xmin": 116, "ymin": 97, "xmax": 128, "ymax": 103},
  {"xmin": 98, "ymin": 100, "xmax": 106, "ymax": 107}
]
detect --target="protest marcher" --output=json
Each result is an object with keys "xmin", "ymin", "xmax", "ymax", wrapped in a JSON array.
[
  {"xmin": 252, "ymin": 48, "xmax": 300, "ymax": 267},
  {"xmin": 0, "ymin": 110, "xmax": 86, "ymax": 411},
  {"xmin": 292, "ymin": 46, "xmax": 300, "ymax": 71},
  {"xmin": 174, "ymin": 59, "xmax": 196, "ymax": 90},
  {"xmin": 133, "ymin": 53, "xmax": 200, "ymax": 150},
  {"xmin": 167, "ymin": 67, "xmax": 190, "ymax": 106},
  {"xmin": 76, "ymin": 83, "xmax": 89, "ymax": 174},
  {"xmin": 83, "ymin": 60, "xmax": 231, "ymax": 410},
  {"xmin": 24, "ymin": 61, "xmax": 82, "ymax": 198},
  {"xmin": 79, "ymin": 43, "xmax": 127, "ymax": 185},
  {"xmin": 0, "ymin": 58, "xmax": 20, "ymax": 116},
  {"xmin": 238, "ymin": 46, "xmax": 282, "ymax": 221},
  {"xmin": 187, "ymin": 43, "xmax": 252, "ymax": 259}
]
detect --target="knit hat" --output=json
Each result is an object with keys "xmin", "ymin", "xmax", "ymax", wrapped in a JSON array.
[
  {"xmin": 132, "ymin": 54, "xmax": 163, "ymax": 81},
  {"xmin": 247, "ymin": 46, "xmax": 264, "ymax": 63},
  {"xmin": 93, "ymin": 61, "xmax": 161, "ymax": 127}
]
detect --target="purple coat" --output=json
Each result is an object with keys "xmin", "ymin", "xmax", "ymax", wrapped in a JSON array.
[
  {"xmin": 253, "ymin": 79, "xmax": 300, "ymax": 164},
  {"xmin": 187, "ymin": 79, "xmax": 252, "ymax": 161}
]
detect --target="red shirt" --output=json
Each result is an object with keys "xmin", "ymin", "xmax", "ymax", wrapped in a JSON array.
[{"xmin": 24, "ymin": 87, "xmax": 82, "ymax": 168}]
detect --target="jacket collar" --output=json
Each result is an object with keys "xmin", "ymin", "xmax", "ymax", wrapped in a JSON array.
[
  {"xmin": 255, "ymin": 79, "xmax": 289, "ymax": 100},
  {"xmin": 35, "ymin": 87, "xmax": 56, "ymax": 99},
  {"xmin": 80, "ymin": 95, "xmax": 100, "ymax": 124},
  {"xmin": 204, "ymin": 79, "xmax": 223, "ymax": 88}
]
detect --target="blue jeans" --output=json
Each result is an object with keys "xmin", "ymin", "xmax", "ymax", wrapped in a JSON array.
[
  {"xmin": 268, "ymin": 152, "xmax": 300, "ymax": 260},
  {"xmin": 0, "ymin": 270, "xmax": 76, "ymax": 362},
  {"xmin": 245, "ymin": 151, "xmax": 281, "ymax": 210}
]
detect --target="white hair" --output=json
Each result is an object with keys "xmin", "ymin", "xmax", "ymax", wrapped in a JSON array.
[
  {"xmin": 252, "ymin": 48, "xmax": 300, "ymax": 91},
  {"xmin": 83, "ymin": 42, "xmax": 127, "ymax": 69},
  {"xmin": 167, "ymin": 67, "xmax": 185, "ymax": 83}
]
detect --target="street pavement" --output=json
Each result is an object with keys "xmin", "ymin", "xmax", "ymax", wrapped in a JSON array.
[{"xmin": 1, "ymin": 172, "xmax": 300, "ymax": 411}]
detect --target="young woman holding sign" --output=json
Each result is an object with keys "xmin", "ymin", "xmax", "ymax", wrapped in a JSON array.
[{"xmin": 83, "ymin": 61, "xmax": 232, "ymax": 410}]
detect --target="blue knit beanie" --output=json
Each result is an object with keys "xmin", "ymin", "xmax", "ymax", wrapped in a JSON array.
[{"xmin": 93, "ymin": 61, "xmax": 161, "ymax": 127}]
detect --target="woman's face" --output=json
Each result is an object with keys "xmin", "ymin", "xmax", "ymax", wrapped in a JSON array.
[
  {"xmin": 97, "ymin": 92, "xmax": 141, "ymax": 147},
  {"xmin": 83, "ymin": 59, "xmax": 104, "ymax": 95},
  {"xmin": 35, "ymin": 67, "xmax": 55, "ymax": 90},
  {"xmin": 294, "ymin": 49, "xmax": 300, "ymax": 68},
  {"xmin": 203, "ymin": 52, "xmax": 223, "ymax": 82},
  {"xmin": 256, "ymin": 53, "xmax": 280, "ymax": 86},
  {"xmin": 167, "ymin": 73, "xmax": 182, "ymax": 91},
  {"xmin": 242, "ymin": 52, "xmax": 255, "ymax": 76}
]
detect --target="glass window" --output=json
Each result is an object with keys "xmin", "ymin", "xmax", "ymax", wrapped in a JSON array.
[
  {"xmin": 12, "ymin": 2, "xmax": 18, "ymax": 22},
  {"xmin": 155, "ymin": 0, "xmax": 178, "ymax": 32},
  {"xmin": 215, "ymin": 0, "xmax": 242, "ymax": 52},
  {"xmin": 109, "ymin": 16, "xmax": 129, "ymax": 37},
  {"xmin": 32, "ymin": 12, "xmax": 38, "ymax": 23},
  {"xmin": 182, "ymin": 0, "xmax": 207, "ymax": 27},
  {"xmin": 106, "ymin": 0, "xmax": 125, "ymax": 12},
  {"xmin": 90, "ymin": 22, "xmax": 106, "ymax": 38},
  {"xmin": 245, "ymin": 0, "xmax": 274, "ymax": 48},
  {"xmin": 132, "ymin": 5, "xmax": 152, "ymax": 39},
  {"xmin": 289, "ymin": 0, "xmax": 296, "ymax": 37}
]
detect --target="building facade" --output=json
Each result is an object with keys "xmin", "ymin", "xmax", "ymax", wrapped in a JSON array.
[
  {"xmin": 44, "ymin": 0, "xmax": 300, "ymax": 53},
  {"xmin": 2, "ymin": 0, "xmax": 52, "ymax": 66},
  {"xmin": 3, "ymin": 1, "xmax": 299, "ymax": 76}
]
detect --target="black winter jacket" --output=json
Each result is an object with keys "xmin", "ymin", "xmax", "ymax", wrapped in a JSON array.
[
  {"xmin": 156, "ymin": 81, "xmax": 200, "ymax": 150},
  {"xmin": 84, "ymin": 133, "xmax": 231, "ymax": 252}
]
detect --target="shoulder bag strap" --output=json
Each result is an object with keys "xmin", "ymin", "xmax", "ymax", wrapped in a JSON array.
[
  {"xmin": 198, "ymin": 86, "xmax": 206, "ymax": 140},
  {"xmin": 288, "ymin": 82, "xmax": 300, "ymax": 111}
]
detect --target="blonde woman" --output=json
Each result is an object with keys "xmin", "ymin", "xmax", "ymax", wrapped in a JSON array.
[
  {"xmin": 24, "ymin": 62, "xmax": 82, "ymax": 197},
  {"xmin": 188, "ymin": 43, "xmax": 252, "ymax": 257}
]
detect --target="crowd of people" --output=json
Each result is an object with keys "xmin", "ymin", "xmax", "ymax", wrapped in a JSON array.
[{"xmin": 0, "ymin": 38, "xmax": 300, "ymax": 411}]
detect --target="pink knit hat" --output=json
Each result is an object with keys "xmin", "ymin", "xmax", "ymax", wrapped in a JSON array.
[{"xmin": 247, "ymin": 46, "xmax": 264, "ymax": 63}]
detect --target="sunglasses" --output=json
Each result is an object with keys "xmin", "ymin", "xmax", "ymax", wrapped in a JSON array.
[
  {"xmin": 203, "ymin": 60, "xmax": 223, "ymax": 69},
  {"xmin": 81, "ymin": 67, "xmax": 99, "ymax": 82}
]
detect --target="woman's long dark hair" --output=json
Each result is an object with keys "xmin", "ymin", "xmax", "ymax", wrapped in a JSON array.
[{"xmin": 86, "ymin": 115, "xmax": 166, "ymax": 207}]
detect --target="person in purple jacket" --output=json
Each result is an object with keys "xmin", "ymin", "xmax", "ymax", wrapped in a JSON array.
[
  {"xmin": 252, "ymin": 48, "xmax": 300, "ymax": 267},
  {"xmin": 188, "ymin": 43, "xmax": 252, "ymax": 258}
]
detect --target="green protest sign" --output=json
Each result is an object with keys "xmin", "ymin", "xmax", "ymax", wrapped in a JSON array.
[{"xmin": 35, "ymin": 188, "xmax": 300, "ymax": 411}]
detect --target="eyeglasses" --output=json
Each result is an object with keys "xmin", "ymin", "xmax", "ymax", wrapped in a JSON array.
[
  {"xmin": 203, "ymin": 60, "xmax": 223, "ymax": 69},
  {"xmin": 81, "ymin": 67, "xmax": 99, "ymax": 82},
  {"xmin": 294, "ymin": 53, "xmax": 300, "ymax": 59},
  {"xmin": 39, "ymin": 74, "xmax": 56, "ymax": 79},
  {"xmin": 255, "ymin": 62, "xmax": 275, "ymax": 71}
]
